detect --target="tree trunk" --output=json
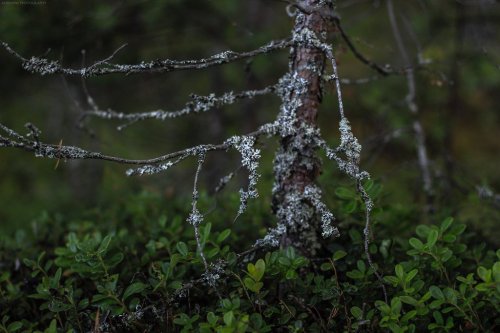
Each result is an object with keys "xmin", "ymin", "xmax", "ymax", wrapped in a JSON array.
[{"xmin": 272, "ymin": 1, "xmax": 332, "ymax": 253}]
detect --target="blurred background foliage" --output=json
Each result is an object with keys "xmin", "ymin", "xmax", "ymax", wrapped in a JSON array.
[{"xmin": 0, "ymin": 0, "xmax": 498, "ymax": 243}]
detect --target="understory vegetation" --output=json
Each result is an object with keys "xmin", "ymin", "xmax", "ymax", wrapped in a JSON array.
[
  {"xmin": 0, "ymin": 2, "xmax": 499, "ymax": 333},
  {"xmin": 1, "ymin": 181, "xmax": 498, "ymax": 333}
]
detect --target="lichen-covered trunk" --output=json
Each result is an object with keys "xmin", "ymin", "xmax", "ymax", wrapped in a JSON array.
[{"xmin": 272, "ymin": 1, "xmax": 332, "ymax": 253}]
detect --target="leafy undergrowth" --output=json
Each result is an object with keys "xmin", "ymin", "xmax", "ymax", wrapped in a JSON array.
[{"xmin": 0, "ymin": 187, "xmax": 499, "ymax": 333}]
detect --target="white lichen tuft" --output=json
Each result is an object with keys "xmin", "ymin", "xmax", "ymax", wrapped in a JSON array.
[
  {"xmin": 225, "ymin": 135, "xmax": 261, "ymax": 219},
  {"xmin": 22, "ymin": 57, "xmax": 60, "ymax": 76},
  {"xmin": 187, "ymin": 206, "xmax": 203, "ymax": 227},
  {"xmin": 201, "ymin": 260, "xmax": 225, "ymax": 287},
  {"xmin": 324, "ymin": 118, "xmax": 369, "ymax": 180},
  {"xmin": 255, "ymin": 223, "xmax": 287, "ymax": 248},
  {"xmin": 303, "ymin": 185, "xmax": 339, "ymax": 238},
  {"xmin": 126, "ymin": 161, "xmax": 174, "ymax": 177}
]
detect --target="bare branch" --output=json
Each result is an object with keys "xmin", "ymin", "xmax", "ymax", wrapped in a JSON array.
[
  {"xmin": 387, "ymin": 0, "xmax": 434, "ymax": 209},
  {"xmin": 339, "ymin": 75, "xmax": 381, "ymax": 85},
  {"xmin": 1, "ymin": 39, "xmax": 291, "ymax": 77},
  {"xmin": 332, "ymin": 17, "xmax": 392, "ymax": 76}
]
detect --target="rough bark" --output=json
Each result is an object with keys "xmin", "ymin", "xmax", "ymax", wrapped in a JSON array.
[{"xmin": 272, "ymin": 0, "xmax": 332, "ymax": 253}]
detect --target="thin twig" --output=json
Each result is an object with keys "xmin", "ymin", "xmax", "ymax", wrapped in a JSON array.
[{"xmin": 332, "ymin": 17, "xmax": 391, "ymax": 76}]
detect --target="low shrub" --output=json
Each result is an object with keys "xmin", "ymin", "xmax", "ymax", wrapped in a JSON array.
[{"xmin": 0, "ymin": 187, "xmax": 498, "ymax": 332}]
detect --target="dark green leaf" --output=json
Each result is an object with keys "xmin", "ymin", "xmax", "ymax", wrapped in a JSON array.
[
  {"xmin": 122, "ymin": 282, "xmax": 148, "ymax": 300},
  {"xmin": 176, "ymin": 242, "xmax": 188, "ymax": 257}
]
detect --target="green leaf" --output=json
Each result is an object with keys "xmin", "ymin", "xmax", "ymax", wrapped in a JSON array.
[
  {"xmin": 98, "ymin": 235, "xmax": 113, "ymax": 254},
  {"xmin": 427, "ymin": 229, "xmax": 438, "ymax": 247},
  {"xmin": 405, "ymin": 269, "xmax": 418, "ymax": 283},
  {"xmin": 333, "ymin": 250, "xmax": 347, "ymax": 261},
  {"xmin": 443, "ymin": 288, "xmax": 457, "ymax": 305},
  {"xmin": 122, "ymin": 282, "xmax": 148, "ymax": 301},
  {"xmin": 7, "ymin": 321, "xmax": 23, "ymax": 332},
  {"xmin": 409, "ymin": 238, "xmax": 424, "ymax": 250},
  {"xmin": 429, "ymin": 300, "xmax": 443, "ymax": 309},
  {"xmin": 420, "ymin": 291, "xmax": 432, "ymax": 302},
  {"xmin": 492, "ymin": 262, "xmax": 500, "ymax": 282},
  {"xmin": 442, "ymin": 234, "xmax": 456, "ymax": 243},
  {"xmin": 395, "ymin": 264, "xmax": 404, "ymax": 280},
  {"xmin": 375, "ymin": 301, "xmax": 391, "ymax": 314},
  {"xmin": 37, "ymin": 251, "xmax": 46, "ymax": 265},
  {"xmin": 387, "ymin": 322, "xmax": 401, "ymax": 333},
  {"xmin": 78, "ymin": 298, "xmax": 89, "ymax": 310},
  {"xmin": 344, "ymin": 201, "xmax": 357, "ymax": 213},
  {"xmin": 445, "ymin": 316, "xmax": 454, "ymax": 329},
  {"xmin": 52, "ymin": 267, "xmax": 62, "ymax": 288},
  {"xmin": 346, "ymin": 270, "xmax": 364, "ymax": 279},
  {"xmin": 174, "ymin": 313, "xmax": 189, "ymax": 325},
  {"xmin": 208, "ymin": 247, "xmax": 220, "ymax": 259},
  {"xmin": 207, "ymin": 312, "xmax": 217, "ymax": 325},
  {"xmin": 401, "ymin": 310, "xmax": 417, "ymax": 322},
  {"xmin": 433, "ymin": 311, "xmax": 444, "ymax": 325},
  {"xmin": 399, "ymin": 296, "xmax": 418, "ymax": 306},
  {"xmin": 320, "ymin": 262, "xmax": 332, "ymax": 271},
  {"xmin": 48, "ymin": 300, "xmax": 72, "ymax": 312},
  {"xmin": 416, "ymin": 225, "xmax": 431, "ymax": 239},
  {"xmin": 440, "ymin": 217, "xmax": 454, "ymax": 232},
  {"xmin": 201, "ymin": 223, "xmax": 211, "ymax": 245},
  {"xmin": 158, "ymin": 215, "xmax": 167, "ymax": 227},
  {"xmin": 477, "ymin": 266, "xmax": 491, "ymax": 282},
  {"xmin": 391, "ymin": 297, "xmax": 402, "ymax": 314},
  {"xmin": 223, "ymin": 311, "xmax": 235, "ymax": 326},
  {"xmin": 285, "ymin": 247, "xmax": 296, "ymax": 259},
  {"xmin": 384, "ymin": 276, "xmax": 400, "ymax": 286},
  {"xmin": 250, "ymin": 313, "xmax": 263, "ymax": 329},
  {"xmin": 335, "ymin": 187, "xmax": 354, "ymax": 199},
  {"xmin": 247, "ymin": 259, "xmax": 265, "ymax": 282},
  {"xmin": 449, "ymin": 223, "xmax": 466, "ymax": 236},
  {"xmin": 475, "ymin": 282, "xmax": 490, "ymax": 292},
  {"xmin": 363, "ymin": 179, "xmax": 374, "ymax": 191},
  {"xmin": 176, "ymin": 242, "xmax": 188, "ymax": 257},
  {"xmin": 357, "ymin": 260, "xmax": 366, "ymax": 273},
  {"xmin": 170, "ymin": 253, "xmax": 181, "ymax": 270},
  {"xmin": 45, "ymin": 319, "xmax": 57, "ymax": 333},
  {"xmin": 285, "ymin": 269, "xmax": 297, "ymax": 280},
  {"xmin": 278, "ymin": 257, "xmax": 291, "ymax": 266},
  {"xmin": 244, "ymin": 277, "xmax": 263, "ymax": 293},
  {"xmin": 107, "ymin": 252, "xmax": 124, "ymax": 268},
  {"xmin": 217, "ymin": 229, "xmax": 231, "ymax": 243},
  {"xmin": 350, "ymin": 306, "xmax": 363, "ymax": 319},
  {"xmin": 429, "ymin": 286, "xmax": 444, "ymax": 300}
]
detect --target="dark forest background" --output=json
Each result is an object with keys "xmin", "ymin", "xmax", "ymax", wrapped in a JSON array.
[{"xmin": 0, "ymin": 0, "xmax": 499, "ymax": 242}]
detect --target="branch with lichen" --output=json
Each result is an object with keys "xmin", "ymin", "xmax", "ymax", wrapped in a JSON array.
[
  {"xmin": 79, "ymin": 85, "xmax": 276, "ymax": 131},
  {"xmin": 1, "ymin": 39, "xmax": 291, "ymax": 77},
  {"xmin": 0, "ymin": 120, "xmax": 270, "ymax": 175}
]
